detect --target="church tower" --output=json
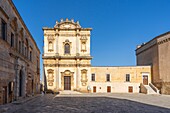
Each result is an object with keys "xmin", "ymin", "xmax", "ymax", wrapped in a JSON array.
[{"xmin": 43, "ymin": 18, "xmax": 92, "ymax": 92}]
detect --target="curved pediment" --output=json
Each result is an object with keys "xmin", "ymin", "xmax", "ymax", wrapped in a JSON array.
[{"xmin": 54, "ymin": 18, "xmax": 81, "ymax": 29}]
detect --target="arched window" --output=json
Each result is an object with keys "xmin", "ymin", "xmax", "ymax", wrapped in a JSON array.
[
  {"xmin": 64, "ymin": 43, "xmax": 70, "ymax": 54},
  {"xmin": 48, "ymin": 41, "xmax": 53, "ymax": 51}
]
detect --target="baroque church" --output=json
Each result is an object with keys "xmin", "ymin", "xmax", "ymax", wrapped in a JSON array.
[{"xmin": 43, "ymin": 18, "xmax": 159, "ymax": 94}]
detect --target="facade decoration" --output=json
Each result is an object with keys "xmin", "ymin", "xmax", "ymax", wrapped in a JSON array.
[
  {"xmin": 47, "ymin": 35, "xmax": 55, "ymax": 52},
  {"xmin": 81, "ymin": 69, "xmax": 88, "ymax": 86},
  {"xmin": 80, "ymin": 36, "xmax": 87, "ymax": 52},
  {"xmin": 47, "ymin": 69, "xmax": 54, "ymax": 86}
]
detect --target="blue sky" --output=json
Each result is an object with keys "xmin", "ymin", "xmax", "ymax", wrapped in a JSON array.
[{"xmin": 13, "ymin": 0, "xmax": 170, "ymax": 78}]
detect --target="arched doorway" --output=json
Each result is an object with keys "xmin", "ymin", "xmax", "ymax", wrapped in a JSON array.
[{"xmin": 19, "ymin": 68, "xmax": 26, "ymax": 97}]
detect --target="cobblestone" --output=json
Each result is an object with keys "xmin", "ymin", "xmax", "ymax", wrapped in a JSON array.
[{"xmin": 0, "ymin": 93, "xmax": 170, "ymax": 113}]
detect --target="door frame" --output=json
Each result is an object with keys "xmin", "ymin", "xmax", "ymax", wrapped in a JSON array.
[
  {"xmin": 143, "ymin": 75, "xmax": 148, "ymax": 85},
  {"xmin": 64, "ymin": 76, "xmax": 71, "ymax": 90},
  {"xmin": 61, "ymin": 70, "xmax": 74, "ymax": 91}
]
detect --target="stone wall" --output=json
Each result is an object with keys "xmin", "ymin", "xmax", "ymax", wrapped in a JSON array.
[
  {"xmin": 136, "ymin": 31, "xmax": 170, "ymax": 94},
  {"xmin": 0, "ymin": 0, "xmax": 40, "ymax": 104}
]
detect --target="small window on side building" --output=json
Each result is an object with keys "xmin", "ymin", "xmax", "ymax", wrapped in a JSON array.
[
  {"xmin": 106, "ymin": 74, "xmax": 110, "ymax": 82},
  {"xmin": 126, "ymin": 74, "xmax": 130, "ymax": 82},
  {"xmin": 91, "ymin": 74, "xmax": 95, "ymax": 81}
]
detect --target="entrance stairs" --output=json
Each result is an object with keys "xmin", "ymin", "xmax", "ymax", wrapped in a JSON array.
[
  {"xmin": 144, "ymin": 85, "xmax": 158, "ymax": 94},
  {"xmin": 140, "ymin": 83, "xmax": 160, "ymax": 94},
  {"xmin": 59, "ymin": 90, "xmax": 82, "ymax": 95}
]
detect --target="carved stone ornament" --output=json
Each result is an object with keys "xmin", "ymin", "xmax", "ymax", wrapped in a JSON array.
[
  {"xmin": 54, "ymin": 18, "xmax": 81, "ymax": 29},
  {"xmin": 47, "ymin": 69, "xmax": 54, "ymax": 86},
  {"xmin": 80, "ymin": 36, "xmax": 87, "ymax": 52},
  {"xmin": 47, "ymin": 34, "xmax": 55, "ymax": 41},
  {"xmin": 81, "ymin": 69, "xmax": 88, "ymax": 86}
]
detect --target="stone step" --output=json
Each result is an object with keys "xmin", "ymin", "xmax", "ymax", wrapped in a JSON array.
[
  {"xmin": 144, "ymin": 85, "xmax": 158, "ymax": 94},
  {"xmin": 59, "ymin": 90, "xmax": 82, "ymax": 95}
]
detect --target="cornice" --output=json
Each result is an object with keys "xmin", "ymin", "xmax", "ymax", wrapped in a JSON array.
[
  {"xmin": 136, "ymin": 31, "xmax": 170, "ymax": 51},
  {"xmin": 157, "ymin": 37, "xmax": 170, "ymax": 45},
  {"xmin": 42, "ymin": 55, "xmax": 93, "ymax": 60},
  {"xmin": 43, "ymin": 64, "xmax": 91, "ymax": 67},
  {"xmin": 43, "ymin": 27, "xmax": 92, "ymax": 31}
]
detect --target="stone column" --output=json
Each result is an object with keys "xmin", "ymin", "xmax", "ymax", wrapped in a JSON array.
[
  {"xmin": 55, "ymin": 32, "xmax": 59, "ymax": 56},
  {"xmin": 76, "ymin": 59, "xmax": 80, "ymax": 90},
  {"xmin": 56, "ymin": 59, "xmax": 59, "ymax": 91},
  {"xmin": 76, "ymin": 30, "xmax": 80, "ymax": 55}
]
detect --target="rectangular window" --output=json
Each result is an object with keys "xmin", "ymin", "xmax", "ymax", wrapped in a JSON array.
[
  {"xmin": 91, "ymin": 74, "xmax": 95, "ymax": 81},
  {"xmin": 22, "ymin": 43, "xmax": 24, "ymax": 55},
  {"xmin": 19, "ymin": 41, "xmax": 21, "ymax": 53},
  {"xmin": 25, "ymin": 47, "xmax": 26, "ymax": 56},
  {"xmin": 11, "ymin": 33, "xmax": 14, "ymax": 47},
  {"xmin": 126, "ymin": 74, "xmax": 130, "ymax": 82},
  {"xmin": 1, "ymin": 19, "xmax": 7, "ymax": 40},
  {"xmin": 106, "ymin": 74, "xmax": 110, "ymax": 82},
  {"xmin": 30, "ymin": 51, "xmax": 32, "ymax": 61}
]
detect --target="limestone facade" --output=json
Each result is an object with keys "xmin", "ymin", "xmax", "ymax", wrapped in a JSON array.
[
  {"xmin": 136, "ymin": 31, "xmax": 170, "ymax": 94},
  {"xmin": 43, "ymin": 19, "xmax": 151, "ymax": 93},
  {"xmin": 0, "ymin": 0, "xmax": 40, "ymax": 104},
  {"xmin": 90, "ymin": 66, "xmax": 151, "ymax": 93}
]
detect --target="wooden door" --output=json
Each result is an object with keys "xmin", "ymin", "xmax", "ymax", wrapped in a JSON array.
[
  {"xmin": 107, "ymin": 86, "xmax": 111, "ymax": 93},
  {"xmin": 64, "ymin": 76, "xmax": 71, "ymax": 90},
  {"xmin": 93, "ymin": 86, "xmax": 96, "ymax": 93},
  {"xmin": 128, "ymin": 86, "xmax": 133, "ymax": 93},
  {"xmin": 3, "ymin": 86, "xmax": 7, "ymax": 104},
  {"xmin": 143, "ymin": 75, "xmax": 148, "ymax": 85}
]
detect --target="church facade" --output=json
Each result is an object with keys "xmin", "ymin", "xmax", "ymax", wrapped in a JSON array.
[{"xmin": 43, "ymin": 19, "xmax": 154, "ymax": 93}]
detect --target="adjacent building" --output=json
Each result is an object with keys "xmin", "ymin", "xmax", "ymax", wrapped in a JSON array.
[
  {"xmin": 0, "ymin": 0, "xmax": 40, "ymax": 104},
  {"xmin": 136, "ymin": 31, "xmax": 170, "ymax": 94},
  {"xmin": 43, "ymin": 19, "xmax": 154, "ymax": 94}
]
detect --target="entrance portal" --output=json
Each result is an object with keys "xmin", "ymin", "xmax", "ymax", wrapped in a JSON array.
[
  {"xmin": 143, "ymin": 75, "xmax": 148, "ymax": 85},
  {"xmin": 64, "ymin": 76, "xmax": 71, "ymax": 90}
]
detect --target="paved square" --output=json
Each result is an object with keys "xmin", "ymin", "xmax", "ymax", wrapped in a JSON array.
[{"xmin": 1, "ymin": 94, "xmax": 170, "ymax": 113}]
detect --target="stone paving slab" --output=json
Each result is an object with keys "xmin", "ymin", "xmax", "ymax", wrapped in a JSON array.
[{"xmin": 0, "ymin": 93, "xmax": 170, "ymax": 113}]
